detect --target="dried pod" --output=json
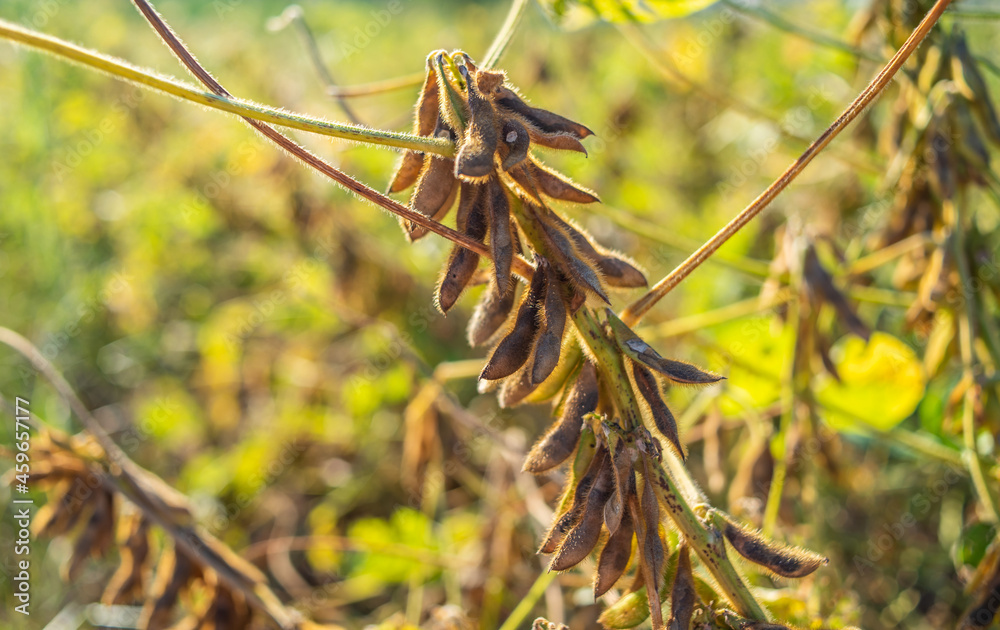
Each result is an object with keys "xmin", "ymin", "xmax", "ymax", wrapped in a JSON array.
[
  {"xmin": 638, "ymin": 467, "xmax": 665, "ymax": 593},
  {"xmin": 667, "ymin": 546, "xmax": 696, "ymax": 630},
  {"xmin": 540, "ymin": 445, "xmax": 607, "ymax": 554},
  {"xmin": 480, "ymin": 258, "xmax": 546, "ymax": 381},
  {"xmin": 721, "ymin": 516, "xmax": 828, "ymax": 578},
  {"xmin": 103, "ymin": 514, "xmax": 152, "ymax": 605},
  {"xmin": 528, "ymin": 127, "xmax": 589, "ymax": 155},
  {"xmin": 65, "ymin": 490, "xmax": 114, "ymax": 581},
  {"xmin": 140, "ymin": 544, "xmax": 200, "ymax": 630},
  {"xmin": 605, "ymin": 433, "xmax": 635, "ymax": 535},
  {"xmin": 388, "ymin": 57, "xmax": 441, "ymax": 193},
  {"xmin": 535, "ymin": 207, "xmax": 610, "ymax": 304},
  {"xmin": 531, "ymin": 264, "xmax": 568, "ymax": 384},
  {"xmin": 594, "ymin": 507, "xmax": 634, "ymax": 598},
  {"xmin": 497, "ymin": 363, "xmax": 540, "ymax": 408},
  {"xmin": 510, "ymin": 159, "xmax": 600, "ymax": 204},
  {"xmin": 607, "ymin": 309, "xmax": 723, "ymax": 385},
  {"xmin": 523, "ymin": 362, "xmax": 598, "ymax": 473},
  {"xmin": 467, "ymin": 277, "xmax": 517, "ymax": 346},
  {"xmin": 548, "ymin": 213, "xmax": 646, "ymax": 288},
  {"xmin": 803, "ymin": 245, "xmax": 870, "ymax": 341},
  {"xmin": 551, "ymin": 454, "xmax": 615, "ymax": 571},
  {"xmin": 486, "ymin": 177, "xmax": 514, "ymax": 296},
  {"xmin": 407, "ymin": 151, "xmax": 458, "ymax": 241},
  {"xmin": 437, "ymin": 186, "xmax": 487, "ymax": 313},
  {"xmin": 501, "ymin": 117, "xmax": 531, "ymax": 171},
  {"xmin": 455, "ymin": 65, "xmax": 500, "ymax": 180},
  {"xmin": 496, "ymin": 86, "xmax": 594, "ymax": 139},
  {"xmin": 633, "ymin": 362, "xmax": 685, "ymax": 461}
]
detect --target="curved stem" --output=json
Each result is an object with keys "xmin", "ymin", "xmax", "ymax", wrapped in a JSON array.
[
  {"xmin": 620, "ymin": 0, "xmax": 953, "ymax": 326},
  {"xmin": 0, "ymin": 18, "xmax": 452, "ymax": 157},
  {"xmin": 327, "ymin": 72, "xmax": 426, "ymax": 97}
]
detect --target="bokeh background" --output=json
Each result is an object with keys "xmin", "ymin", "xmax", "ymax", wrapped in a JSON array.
[{"xmin": 1, "ymin": 1, "xmax": 999, "ymax": 629}]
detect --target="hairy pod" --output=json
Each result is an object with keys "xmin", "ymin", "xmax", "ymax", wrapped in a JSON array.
[
  {"xmin": 438, "ymin": 184, "xmax": 487, "ymax": 312},
  {"xmin": 495, "ymin": 86, "xmax": 594, "ymax": 139},
  {"xmin": 510, "ymin": 159, "xmax": 600, "ymax": 204},
  {"xmin": 721, "ymin": 516, "xmax": 828, "ymax": 578},
  {"xmin": 497, "ymin": 363, "xmax": 540, "ymax": 408},
  {"xmin": 540, "ymin": 445, "xmax": 607, "ymax": 554},
  {"xmin": 531, "ymin": 263, "xmax": 568, "ymax": 384},
  {"xmin": 667, "ymin": 546, "xmax": 696, "ymax": 630},
  {"xmin": 523, "ymin": 363, "xmax": 597, "ymax": 473},
  {"xmin": 501, "ymin": 117, "xmax": 531, "ymax": 171},
  {"xmin": 407, "ymin": 147, "xmax": 458, "ymax": 241},
  {"xmin": 548, "ymin": 213, "xmax": 647, "ymax": 288},
  {"xmin": 638, "ymin": 465, "xmax": 665, "ymax": 593},
  {"xmin": 527, "ymin": 126, "xmax": 589, "ymax": 155},
  {"xmin": 535, "ymin": 206, "xmax": 611, "ymax": 304},
  {"xmin": 467, "ymin": 277, "xmax": 517, "ymax": 346},
  {"xmin": 607, "ymin": 309, "xmax": 723, "ymax": 385},
  {"xmin": 388, "ymin": 57, "xmax": 441, "ymax": 193},
  {"xmin": 480, "ymin": 256, "xmax": 546, "ymax": 380},
  {"xmin": 551, "ymin": 454, "xmax": 615, "ymax": 571},
  {"xmin": 103, "ymin": 514, "xmax": 152, "ymax": 605},
  {"xmin": 605, "ymin": 434, "xmax": 635, "ymax": 535},
  {"xmin": 633, "ymin": 362, "xmax": 685, "ymax": 461},
  {"xmin": 455, "ymin": 66, "xmax": 499, "ymax": 180},
  {"xmin": 594, "ymin": 506, "xmax": 634, "ymax": 598},
  {"xmin": 487, "ymin": 177, "xmax": 514, "ymax": 296}
]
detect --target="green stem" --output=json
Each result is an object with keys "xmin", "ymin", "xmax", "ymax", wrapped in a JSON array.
[
  {"xmin": 497, "ymin": 570, "xmax": 558, "ymax": 630},
  {"xmin": 482, "ymin": 0, "xmax": 531, "ymax": 70},
  {"xmin": 0, "ymin": 19, "xmax": 454, "ymax": 157}
]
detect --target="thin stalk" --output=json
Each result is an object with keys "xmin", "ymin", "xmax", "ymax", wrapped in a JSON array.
[
  {"xmin": 620, "ymin": 0, "xmax": 953, "ymax": 326},
  {"xmin": 497, "ymin": 570, "xmax": 558, "ymax": 630},
  {"xmin": 125, "ymin": 0, "xmax": 532, "ymax": 279},
  {"xmin": 482, "ymin": 0, "xmax": 530, "ymax": 70},
  {"xmin": 0, "ymin": 19, "xmax": 451, "ymax": 156},
  {"xmin": 636, "ymin": 289, "xmax": 792, "ymax": 341},
  {"xmin": 327, "ymin": 72, "xmax": 426, "ymax": 98},
  {"xmin": 848, "ymin": 232, "xmax": 934, "ymax": 275}
]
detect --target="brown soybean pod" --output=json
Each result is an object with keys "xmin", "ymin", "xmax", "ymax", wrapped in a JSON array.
[
  {"xmin": 633, "ymin": 362, "xmax": 685, "ymax": 461},
  {"xmin": 523, "ymin": 361, "xmax": 598, "ymax": 473},
  {"xmin": 480, "ymin": 256, "xmax": 546, "ymax": 380}
]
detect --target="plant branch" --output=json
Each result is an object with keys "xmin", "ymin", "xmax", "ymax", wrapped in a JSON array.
[
  {"xmin": 0, "ymin": 327, "xmax": 302, "ymax": 630},
  {"xmin": 482, "ymin": 0, "xmax": 530, "ymax": 70},
  {"xmin": 0, "ymin": 19, "xmax": 450, "ymax": 156},
  {"xmin": 620, "ymin": 0, "xmax": 953, "ymax": 326},
  {"xmin": 327, "ymin": 72, "xmax": 426, "ymax": 98},
  {"xmin": 125, "ymin": 0, "xmax": 532, "ymax": 280}
]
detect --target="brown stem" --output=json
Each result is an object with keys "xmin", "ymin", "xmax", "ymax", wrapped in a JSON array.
[
  {"xmin": 129, "ymin": 0, "xmax": 533, "ymax": 280},
  {"xmin": 620, "ymin": 0, "xmax": 953, "ymax": 326}
]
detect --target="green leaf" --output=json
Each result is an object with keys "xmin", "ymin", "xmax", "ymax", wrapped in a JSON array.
[{"xmin": 815, "ymin": 332, "xmax": 926, "ymax": 432}]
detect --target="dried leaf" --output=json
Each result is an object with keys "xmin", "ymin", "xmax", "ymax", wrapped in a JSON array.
[{"xmin": 523, "ymin": 362, "xmax": 598, "ymax": 473}]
